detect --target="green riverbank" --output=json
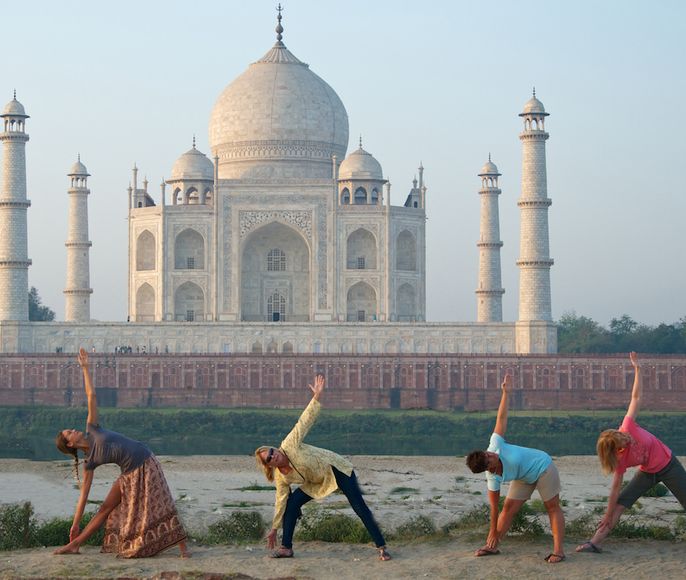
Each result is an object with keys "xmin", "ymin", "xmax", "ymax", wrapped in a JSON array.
[{"xmin": 2, "ymin": 406, "xmax": 686, "ymax": 459}]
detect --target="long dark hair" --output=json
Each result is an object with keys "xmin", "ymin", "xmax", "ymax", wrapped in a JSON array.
[{"xmin": 56, "ymin": 432, "xmax": 82, "ymax": 487}]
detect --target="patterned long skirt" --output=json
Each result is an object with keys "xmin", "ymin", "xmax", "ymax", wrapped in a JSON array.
[{"xmin": 101, "ymin": 455, "xmax": 186, "ymax": 558}]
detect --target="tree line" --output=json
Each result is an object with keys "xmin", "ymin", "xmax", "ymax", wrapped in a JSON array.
[{"xmin": 558, "ymin": 312, "xmax": 686, "ymax": 354}]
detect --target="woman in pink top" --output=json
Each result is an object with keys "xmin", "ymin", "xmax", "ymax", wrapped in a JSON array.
[{"xmin": 577, "ymin": 352, "xmax": 686, "ymax": 553}]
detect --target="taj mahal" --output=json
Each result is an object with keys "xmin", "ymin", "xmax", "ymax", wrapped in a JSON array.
[{"xmin": 0, "ymin": 10, "xmax": 556, "ymax": 356}]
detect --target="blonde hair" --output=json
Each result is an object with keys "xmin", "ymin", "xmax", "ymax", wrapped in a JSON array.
[
  {"xmin": 596, "ymin": 429, "xmax": 633, "ymax": 475},
  {"xmin": 254, "ymin": 445, "xmax": 275, "ymax": 482},
  {"xmin": 55, "ymin": 431, "xmax": 82, "ymax": 487}
]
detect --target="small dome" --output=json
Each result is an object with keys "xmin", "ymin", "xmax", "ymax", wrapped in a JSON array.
[
  {"xmin": 68, "ymin": 158, "xmax": 89, "ymax": 176},
  {"xmin": 2, "ymin": 96, "xmax": 28, "ymax": 117},
  {"xmin": 339, "ymin": 146, "xmax": 383, "ymax": 180},
  {"xmin": 478, "ymin": 159, "xmax": 500, "ymax": 176},
  {"xmin": 170, "ymin": 147, "xmax": 214, "ymax": 181},
  {"xmin": 522, "ymin": 95, "xmax": 547, "ymax": 115}
]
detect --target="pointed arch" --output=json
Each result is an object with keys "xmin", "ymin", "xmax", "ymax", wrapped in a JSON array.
[
  {"xmin": 346, "ymin": 228, "xmax": 377, "ymax": 269},
  {"xmin": 136, "ymin": 230, "xmax": 156, "ymax": 271},
  {"xmin": 174, "ymin": 281, "xmax": 204, "ymax": 321},
  {"xmin": 346, "ymin": 281, "xmax": 377, "ymax": 322},
  {"xmin": 396, "ymin": 230, "xmax": 417, "ymax": 271},
  {"xmin": 354, "ymin": 187, "xmax": 367, "ymax": 204},
  {"xmin": 175, "ymin": 228, "xmax": 204, "ymax": 269},
  {"xmin": 135, "ymin": 283, "xmax": 155, "ymax": 322},
  {"xmin": 396, "ymin": 283, "xmax": 416, "ymax": 321}
]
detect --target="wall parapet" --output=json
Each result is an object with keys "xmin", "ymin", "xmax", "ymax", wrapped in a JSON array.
[{"xmin": 1, "ymin": 352, "xmax": 684, "ymax": 411}]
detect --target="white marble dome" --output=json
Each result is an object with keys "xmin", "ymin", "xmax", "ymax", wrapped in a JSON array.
[
  {"xmin": 339, "ymin": 146, "xmax": 383, "ymax": 180},
  {"xmin": 2, "ymin": 96, "xmax": 28, "ymax": 117},
  {"xmin": 68, "ymin": 158, "xmax": 89, "ymax": 176},
  {"xmin": 478, "ymin": 159, "xmax": 500, "ymax": 176},
  {"xmin": 209, "ymin": 40, "xmax": 349, "ymax": 179},
  {"xmin": 170, "ymin": 146, "xmax": 214, "ymax": 181},
  {"xmin": 522, "ymin": 95, "xmax": 546, "ymax": 115}
]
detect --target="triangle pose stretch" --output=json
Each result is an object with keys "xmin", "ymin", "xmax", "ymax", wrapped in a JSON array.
[
  {"xmin": 255, "ymin": 374, "xmax": 391, "ymax": 561},
  {"xmin": 49, "ymin": 349, "xmax": 685, "ymax": 562},
  {"xmin": 466, "ymin": 373, "xmax": 566, "ymax": 564},
  {"xmin": 576, "ymin": 352, "xmax": 686, "ymax": 554},
  {"xmin": 54, "ymin": 348, "xmax": 189, "ymax": 558}
]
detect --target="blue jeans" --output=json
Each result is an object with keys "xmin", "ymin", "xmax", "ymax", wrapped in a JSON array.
[{"xmin": 281, "ymin": 466, "xmax": 386, "ymax": 549}]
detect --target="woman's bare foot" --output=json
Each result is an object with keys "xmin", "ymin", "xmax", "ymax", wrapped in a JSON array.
[{"xmin": 53, "ymin": 543, "xmax": 80, "ymax": 555}]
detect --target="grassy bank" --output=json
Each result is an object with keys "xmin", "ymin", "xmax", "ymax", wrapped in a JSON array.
[{"xmin": 2, "ymin": 407, "xmax": 686, "ymax": 459}]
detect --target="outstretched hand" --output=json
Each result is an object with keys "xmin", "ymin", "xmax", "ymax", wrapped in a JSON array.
[
  {"xmin": 501, "ymin": 373, "xmax": 513, "ymax": 393},
  {"xmin": 308, "ymin": 374, "xmax": 325, "ymax": 400},
  {"xmin": 77, "ymin": 348, "xmax": 89, "ymax": 369},
  {"xmin": 266, "ymin": 528, "xmax": 277, "ymax": 550},
  {"xmin": 629, "ymin": 351, "xmax": 639, "ymax": 368}
]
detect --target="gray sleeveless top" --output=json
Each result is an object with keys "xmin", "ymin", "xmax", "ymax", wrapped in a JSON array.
[{"xmin": 85, "ymin": 423, "xmax": 151, "ymax": 474}]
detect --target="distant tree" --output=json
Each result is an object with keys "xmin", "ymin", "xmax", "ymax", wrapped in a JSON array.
[
  {"xmin": 557, "ymin": 311, "xmax": 611, "ymax": 353},
  {"xmin": 28, "ymin": 287, "xmax": 56, "ymax": 321},
  {"xmin": 558, "ymin": 312, "xmax": 686, "ymax": 354},
  {"xmin": 609, "ymin": 314, "xmax": 638, "ymax": 336}
]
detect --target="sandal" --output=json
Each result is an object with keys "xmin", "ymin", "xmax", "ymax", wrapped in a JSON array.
[
  {"xmin": 475, "ymin": 546, "xmax": 500, "ymax": 557},
  {"xmin": 269, "ymin": 547, "xmax": 294, "ymax": 558},
  {"xmin": 544, "ymin": 553, "xmax": 566, "ymax": 563},
  {"xmin": 575, "ymin": 541, "xmax": 602, "ymax": 553},
  {"xmin": 378, "ymin": 547, "xmax": 392, "ymax": 561}
]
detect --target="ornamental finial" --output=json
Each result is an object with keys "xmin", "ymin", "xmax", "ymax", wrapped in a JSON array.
[
  {"xmin": 276, "ymin": 4, "xmax": 284, "ymax": 42},
  {"xmin": 533, "ymin": 86, "xmax": 536, "ymax": 98},
  {"xmin": 192, "ymin": 134, "xmax": 196, "ymax": 149}
]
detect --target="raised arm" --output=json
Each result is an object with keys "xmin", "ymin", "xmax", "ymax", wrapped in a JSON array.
[
  {"xmin": 626, "ymin": 352, "xmax": 641, "ymax": 419},
  {"xmin": 281, "ymin": 375, "xmax": 325, "ymax": 449},
  {"xmin": 493, "ymin": 373, "xmax": 512, "ymax": 437},
  {"xmin": 78, "ymin": 348, "xmax": 98, "ymax": 426}
]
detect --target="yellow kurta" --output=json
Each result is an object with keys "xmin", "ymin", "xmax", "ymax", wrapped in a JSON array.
[{"xmin": 271, "ymin": 398, "xmax": 354, "ymax": 530}]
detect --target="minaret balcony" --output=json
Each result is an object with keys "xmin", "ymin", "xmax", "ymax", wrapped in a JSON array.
[
  {"xmin": 517, "ymin": 199, "xmax": 552, "ymax": 208},
  {"xmin": 516, "ymin": 258, "xmax": 554, "ymax": 267}
]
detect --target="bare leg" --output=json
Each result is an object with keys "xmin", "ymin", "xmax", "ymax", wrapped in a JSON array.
[
  {"xmin": 54, "ymin": 481, "xmax": 122, "ymax": 554},
  {"xmin": 495, "ymin": 498, "xmax": 526, "ymax": 544},
  {"xmin": 544, "ymin": 495, "xmax": 565, "ymax": 562}
]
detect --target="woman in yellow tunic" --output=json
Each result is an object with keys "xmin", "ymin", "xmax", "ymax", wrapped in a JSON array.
[{"xmin": 255, "ymin": 374, "xmax": 391, "ymax": 561}]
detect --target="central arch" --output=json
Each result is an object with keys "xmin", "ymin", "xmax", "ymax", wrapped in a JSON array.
[{"xmin": 240, "ymin": 221, "xmax": 311, "ymax": 321}]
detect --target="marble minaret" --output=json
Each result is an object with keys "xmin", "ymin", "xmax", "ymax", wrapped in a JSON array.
[
  {"xmin": 476, "ymin": 155, "xmax": 504, "ymax": 322},
  {"xmin": 517, "ymin": 90, "xmax": 553, "ymax": 322},
  {"xmin": 0, "ymin": 92, "xmax": 31, "ymax": 321},
  {"xmin": 64, "ymin": 156, "xmax": 93, "ymax": 321}
]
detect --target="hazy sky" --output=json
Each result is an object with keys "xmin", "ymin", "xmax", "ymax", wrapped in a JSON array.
[{"xmin": 3, "ymin": 0, "xmax": 684, "ymax": 326}]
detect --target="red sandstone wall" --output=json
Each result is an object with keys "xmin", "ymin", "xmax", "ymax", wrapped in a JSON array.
[{"xmin": 1, "ymin": 353, "xmax": 685, "ymax": 411}]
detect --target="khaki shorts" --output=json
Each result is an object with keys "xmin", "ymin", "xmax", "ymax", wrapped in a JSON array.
[{"xmin": 506, "ymin": 463, "xmax": 561, "ymax": 502}]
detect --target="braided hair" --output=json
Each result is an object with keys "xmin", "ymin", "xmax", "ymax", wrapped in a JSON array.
[{"xmin": 55, "ymin": 432, "xmax": 82, "ymax": 487}]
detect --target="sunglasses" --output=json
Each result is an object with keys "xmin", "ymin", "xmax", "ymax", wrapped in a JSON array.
[{"xmin": 265, "ymin": 447, "xmax": 276, "ymax": 464}]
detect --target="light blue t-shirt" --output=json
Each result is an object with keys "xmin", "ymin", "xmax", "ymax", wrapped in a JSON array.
[{"xmin": 485, "ymin": 433, "xmax": 552, "ymax": 492}]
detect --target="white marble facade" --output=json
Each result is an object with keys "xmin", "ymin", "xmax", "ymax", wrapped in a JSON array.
[
  {"xmin": 128, "ymin": 25, "xmax": 426, "ymax": 327},
  {"xmin": 0, "ymin": 12, "xmax": 557, "ymax": 355}
]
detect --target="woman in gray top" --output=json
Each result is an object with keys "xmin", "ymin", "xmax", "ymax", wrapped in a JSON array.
[{"xmin": 54, "ymin": 349, "xmax": 188, "ymax": 558}]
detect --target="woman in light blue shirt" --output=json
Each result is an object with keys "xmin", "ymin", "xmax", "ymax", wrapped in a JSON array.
[{"xmin": 466, "ymin": 373, "xmax": 565, "ymax": 564}]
